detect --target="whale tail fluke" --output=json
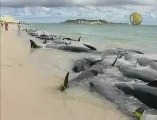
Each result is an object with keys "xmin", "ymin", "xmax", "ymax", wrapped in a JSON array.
[
  {"xmin": 60, "ymin": 72, "xmax": 69, "ymax": 92},
  {"xmin": 30, "ymin": 40, "xmax": 40, "ymax": 48},
  {"xmin": 133, "ymin": 107, "xmax": 144, "ymax": 119},
  {"xmin": 111, "ymin": 52, "xmax": 126, "ymax": 66},
  {"xmin": 118, "ymin": 52, "xmax": 126, "ymax": 58},
  {"xmin": 147, "ymin": 81, "xmax": 157, "ymax": 88},
  {"xmin": 83, "ymin": 44, "xmax": 97, "ymax": 51},
  {"xmin": 78, "ymin": 36, "xmax": 82, "ymax": 42}
]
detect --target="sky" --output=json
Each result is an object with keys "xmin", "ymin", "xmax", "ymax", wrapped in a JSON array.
[{"xmin": 1, "ymin": 0, "xmax": 157, "ymax": 25}]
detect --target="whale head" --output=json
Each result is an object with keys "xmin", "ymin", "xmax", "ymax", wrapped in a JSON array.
[{"xmin": 114, "ymin": 83, "xmax": 134, "ymax": 95}]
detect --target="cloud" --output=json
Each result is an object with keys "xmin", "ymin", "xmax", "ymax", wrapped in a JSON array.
[
  {"xmin": 1, "ymin": 0, "xmax": 157, "ymax": 25},
  {"xmin": 1, "ymin": 5, "xmax": 157, "ymax": 25},
  {"xmin": 1, "ymin": 0, "xmax": 157, "ymax": 7}
]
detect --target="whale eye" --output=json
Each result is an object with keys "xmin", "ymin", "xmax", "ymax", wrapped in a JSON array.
[
  {"xmin": 72, "ymin": 66, "xmax": 79, "ymax": 72},
  {"xmin": 72, "ymin": 66, "xmax": 85, "ymax": 72}
]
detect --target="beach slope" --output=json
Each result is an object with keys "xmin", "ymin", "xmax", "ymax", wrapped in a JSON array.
[{"xmin": 0, "ymin": 25, "xmax": 128, "ymax": 120}]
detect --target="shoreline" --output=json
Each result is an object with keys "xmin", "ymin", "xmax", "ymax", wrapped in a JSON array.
[
  {"xmin": 29, "ymin": 23, "xmax": 157, "ymax": 53},
  {"xmin": 1, "ymin": 25, "xmax": 129, "ymax": 120}
]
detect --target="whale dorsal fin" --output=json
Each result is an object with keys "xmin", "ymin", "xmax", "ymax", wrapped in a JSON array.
[
  {"xmin": 51, "ymin": 36, "xmax": 53, "ymax": 40},
  {"xmin": 147, "ymin": 81, "xmax": 157, "ymax": 88},
  {"xmin": 133, "ymin": 107, "xmax": 144, "ymax": 119},
  {"xmin": 83, "ymin": 44, "xmax": 97, "ymax": 51},
  {"xmin": 30, "ymin": 40, "xmax": 40, "ymax": 48},
  {"xmin": 78, "ymin": 36, "xmax": 82, "ymax": 42},
  {"xmin": 59, "ymin": 35, "xmax": 61, "ymax": 39},
  {"xmin": 60, "ymin": 72, "xmax": 69, "ymax": 92}
]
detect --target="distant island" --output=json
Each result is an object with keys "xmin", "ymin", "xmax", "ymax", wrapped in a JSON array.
[{"xmin": 62, "ymin": 19, "xmax": 128, "ymax": 25}]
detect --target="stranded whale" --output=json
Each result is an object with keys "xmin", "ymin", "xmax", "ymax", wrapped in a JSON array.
[
  {"xmin": 117, "ymin": 65, "xmax": 157, "ymax": 82},
  {"xmin": 137, "ymin": 58, "xmax": 157, "ymax": 71},
  {"xmin": 60, "ymin": 57, "xmax": 119, "ymax": 91},
  {"xmin": 30, "ymin": 40, "xmax": 97, "ymax": 53},
  {"xmin": 115, "ymin": 82, "xmax": 157, "ymax": 110}
]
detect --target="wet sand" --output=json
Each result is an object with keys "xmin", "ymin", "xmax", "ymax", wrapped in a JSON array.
[{"xmin": 1, "ymin": 25, "xmax": 129, "ymax": 120}]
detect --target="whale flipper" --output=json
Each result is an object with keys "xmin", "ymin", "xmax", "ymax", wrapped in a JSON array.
[
  {"xmin": 133, "ymin": 107, "xmax": 144, "ymax": 119},
  {"xmin": 60, "ymin": 72, "xmax": 69, "ymax": 92},
  {"xmin": 30, "ymin": 40, "xmax": 41, "ymax": 48},
  {"xmin": 128, "ymin": 50, "xmax": 144, "ymax": 54},
  {"xmin": 111, "ymin": 55, "xmax": 119, "ymax": 67},
  {"xmin": 85, "ymin": 58, "xmax": 104, "ymax": 66},
  {"xmin": 147, "ymin": 81, "xmax": 157, "ymax": 88},
  {"xmin": 43, "ymin": 39, "xmax": 47, "ymax": 44},
  {"xmin": 65, "ymin": 43, "xmax": 68, "ymax": 45},
  {"xmin": 65, "ymin": 41, "xmax": 71, "ymax": 45},
  {"xmin": 83, "ymin": 44, "xmax": 97, "ymax": 51},
  {"xmin": 59, "ymin": 35, "xmax": 61, "ymax": 39}
]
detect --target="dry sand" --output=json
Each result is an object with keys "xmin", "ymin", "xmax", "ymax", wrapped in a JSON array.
[{"xmin": 1, "ymin": 25, "xmax": 129, "ymax": 120}]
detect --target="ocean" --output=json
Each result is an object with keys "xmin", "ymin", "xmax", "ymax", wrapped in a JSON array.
[{"xmin": 29, "ymin": 23, "xmax": 157, "ymax": 53}]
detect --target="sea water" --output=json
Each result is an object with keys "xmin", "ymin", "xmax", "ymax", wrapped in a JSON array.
[{"xmin": 29, "ymin": 23, "xmax": 157, "ymax": 53}]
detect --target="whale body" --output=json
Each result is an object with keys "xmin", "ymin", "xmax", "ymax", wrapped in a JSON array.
[
  {"xmin": 137, "ymin": 58, "xmax": 157, "ymax": 71},
  {"xmin": 30, "ymin": 40, "xmax": 96, "ymax": 53},
  {"xmin": 118, "ymin": 65, "xmax": 157, "ymax": 82},
  {"xmin": 115, "ymin": 83, "xmax": 157, "ymax": 110}
]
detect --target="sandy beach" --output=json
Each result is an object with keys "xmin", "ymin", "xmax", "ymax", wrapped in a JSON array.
[{"xmin": 1, "ymin": 25, "xmax": 129, "ymax": 120}]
